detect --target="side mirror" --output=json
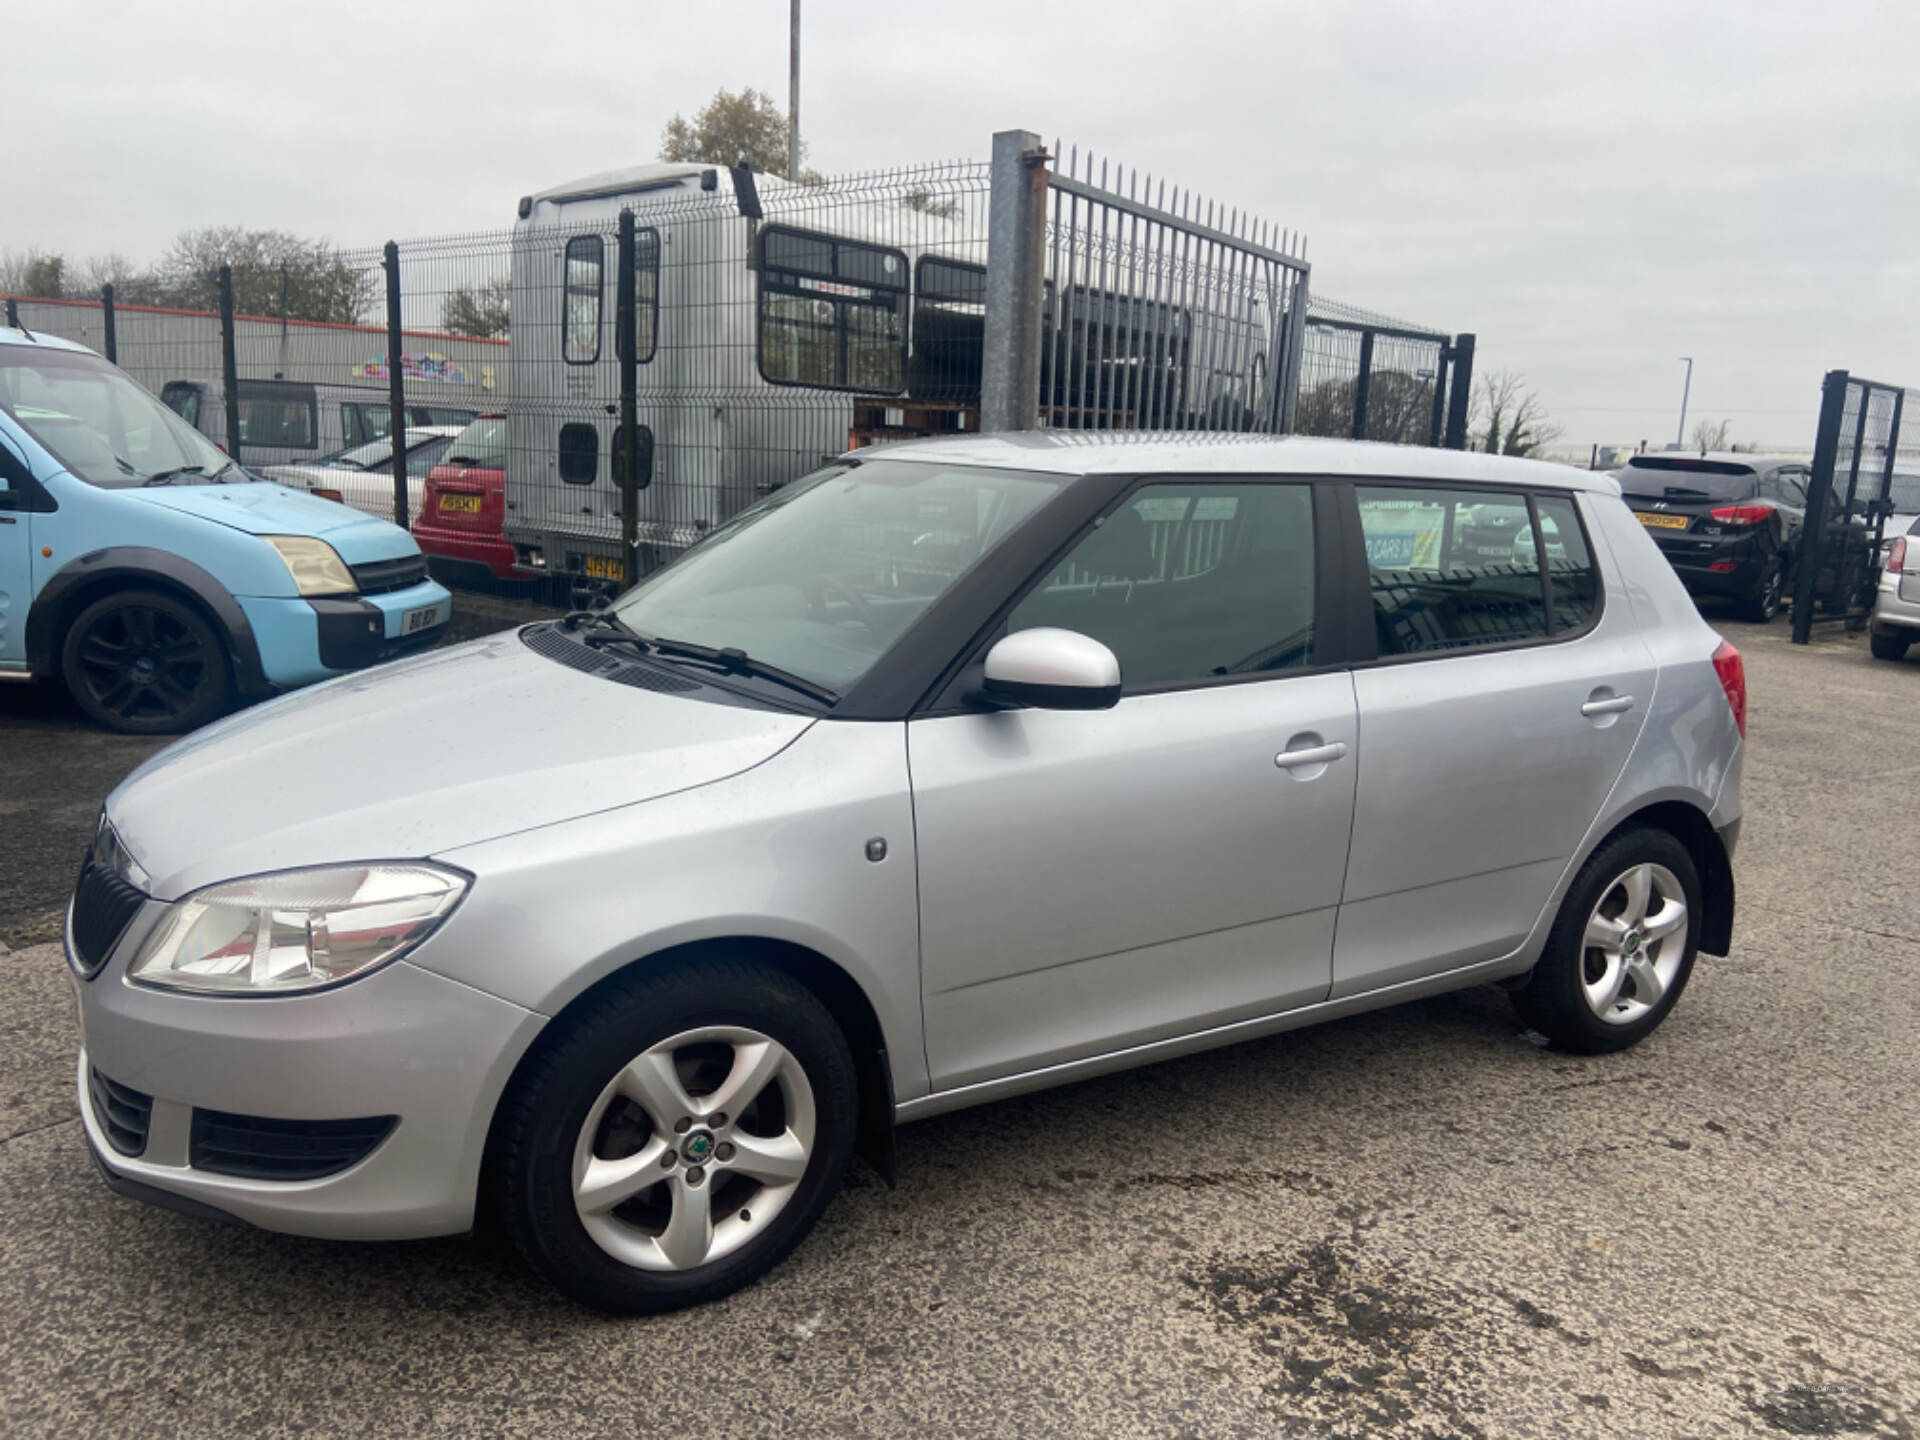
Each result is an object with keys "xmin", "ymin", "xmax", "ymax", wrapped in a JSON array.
[{"xmin": 981, "ymin": 628, "xmax": 1122, "ymax": 711}]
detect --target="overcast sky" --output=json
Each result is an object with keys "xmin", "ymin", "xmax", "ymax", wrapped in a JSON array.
[{"xmin": 10, "ymin": 0, "xmax": 1918, "ymax": 450}]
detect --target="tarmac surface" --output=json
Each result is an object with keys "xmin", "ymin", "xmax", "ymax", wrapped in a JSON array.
[{"xmin": 3, "ymin": 610, "xmax": 1917, "ymax": 1438}]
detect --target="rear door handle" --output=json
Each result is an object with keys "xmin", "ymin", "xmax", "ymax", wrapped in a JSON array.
[
  {"xmin": 1275, "ymin": 741, "xmax": 1349, "ymax": 768},
  {"xmin": 1581, "ymin": 695, "xmax": 1635, "ymax": 717}
]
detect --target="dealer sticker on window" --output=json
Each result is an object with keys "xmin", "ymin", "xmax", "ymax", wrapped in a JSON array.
[{"xmin": 402, "ymin": 604, "xmax": 444, "ymax": 635}]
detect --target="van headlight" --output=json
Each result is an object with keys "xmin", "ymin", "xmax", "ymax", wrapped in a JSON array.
[
  {"xmin": 127, "ymin": 863, "xmax": 469, "ymax": 994},
  {"xmin": 264, "ymin": 536, "xmax": 358, "ymax": 597}
]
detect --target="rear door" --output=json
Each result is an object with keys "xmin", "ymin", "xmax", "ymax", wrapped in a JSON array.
[
  {"xmin": 910, "ymin": 478, "xmax": 1357, "ymax": 1090},
  {"xmin": 1335, "ymin": 483, "xmax": 1654, "ymax": 997}
]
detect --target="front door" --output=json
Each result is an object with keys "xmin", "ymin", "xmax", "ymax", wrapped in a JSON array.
[
  {"xmin": 1334, "ymin": 485, "xmax": 1656, "ymax": 997},
  {"xmin": 910, "ymin": 479, "xmax": 1357, "ymax": 1091},
  {"xmin": 0, "ymin": 438, "xmax": 35, "ymax": 670}
]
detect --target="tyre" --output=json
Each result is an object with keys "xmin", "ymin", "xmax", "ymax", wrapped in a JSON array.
[
  {"xmin": 1738, "ymin": 556, "xmax": 1783, "ymax": 623},
  {"xmin": 60, "ymin": 588, "xmax": 232, "ymax": 735},
  {"xmin": 1511, "ymin": 828, "xmax": 1701, "ymax": 1054},
  {"xmin": 491, "ymin": 957, "xmax": 858, "ymax": 1314},
  {"xmin": 1870, "ymin": 629, "xmax": 1912, "ymax": 662}
]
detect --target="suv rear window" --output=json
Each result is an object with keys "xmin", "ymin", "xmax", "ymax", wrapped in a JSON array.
[{"xmin": 1617, "ymin": 459, "xmax": 1756, "ymax": 501}]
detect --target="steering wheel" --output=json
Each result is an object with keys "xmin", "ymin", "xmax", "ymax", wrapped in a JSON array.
[{"xmin": 804, "ymin": 576, "xmax": 881, "ymax": 635}]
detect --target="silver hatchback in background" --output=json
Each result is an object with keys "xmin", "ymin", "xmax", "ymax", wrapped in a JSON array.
[
  {"xmin": 1869, "ymin": 517, "xmax": 1920, "ymax": 661},
  {"xmin": 68, "ymin": 434, "xmax": 1746, "ymax": 1313}
]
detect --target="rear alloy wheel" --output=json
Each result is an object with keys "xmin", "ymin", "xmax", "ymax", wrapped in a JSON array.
[
  {"xmin": 492, "ymin": 958, "xmax": 857, "ymax": 1314},
  {"xmin": 1869, "ymin": 630, "xmax": 1911, "ymax": 662},
  {"xmin": 1740, "ymin": 556, "xmax": 1784, "ymax": 623},
  {"xmin": 1512, "ymin": 828, "xmax": 1701, "ymax": 1054},
  {"xmin": 60, "ymin": 588, "xmax": 231, "ymax": 734}
]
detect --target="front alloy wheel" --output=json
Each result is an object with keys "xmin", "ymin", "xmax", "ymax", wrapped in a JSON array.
[
  {"xmin": 60, "ymin": 588, "xmax": 231, "ymax": 734},
  {"xmin": 493, "ymin": 958, "xmax": 857, "ymax": 1314}
]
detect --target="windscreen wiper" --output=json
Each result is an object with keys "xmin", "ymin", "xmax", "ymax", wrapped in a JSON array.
[
  {"xmin": 563, "ymin": 608, "xmax": 650, "ymax": 652},
  {"xmin": 142, "ymin": 465, "xmax": 208, "ymax": 487},
  {"xmin": 1662, "ymin": 485, "xmax": 1713, "ymax": 500},
  {"xmin": 639, "ymin": 633, "xmax": 839, "ymax": 706}
]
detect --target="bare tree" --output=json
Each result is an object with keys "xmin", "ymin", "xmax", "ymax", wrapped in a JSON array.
[
  {"xmin": 1472, "ymin": 369, "xmax": 1564, "ymax": 457},
  {"xmin": 148, "ymin": 227, "xmax": 375, "ymax": 323},
  {"xmin": 1689, "ymin": 417, "xmax": 1732, "ymax": 453},
  {"xmin": 440, "ymin": 277, "xmax": 511, "ymax": 339},
  {"xmin": 661, "ymin": 87, "xmax": 820, "ymax": 180}
]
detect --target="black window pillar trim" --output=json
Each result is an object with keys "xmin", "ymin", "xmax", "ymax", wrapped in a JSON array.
[{"xmin": 25, "ymin": 547, "xmax": 271, "ymax": 694}]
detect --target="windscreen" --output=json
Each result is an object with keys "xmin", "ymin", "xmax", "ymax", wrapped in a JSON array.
[
  {"xmin": 611, "ymin": 458, "xmax": 1064, "ymax": 695},
  {"xmin": 0, "ymin": 346, "xmax": 234, "ymax": 487}
]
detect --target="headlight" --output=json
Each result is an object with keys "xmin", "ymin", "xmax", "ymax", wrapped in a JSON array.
[
  {"xmin": 264, "ymin": 536, "xmax": 357, "ymax": 597},
  {"xmin": 127, "ymin": 863, "xmax": 468, "ymax": 995}
]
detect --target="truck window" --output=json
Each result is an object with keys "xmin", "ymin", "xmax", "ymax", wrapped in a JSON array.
[
  {"xmin": 564, "ymin": 235, "xmax": 603, "ymax": 365},
  {"xmin": 757, "ymin": 226, "xmax": 907, "ymax": 394},
  {"xmin": 911, "ymin": 257, "xmax": 984, "ymax": 402},
  {"xmin": 635, "ymin": 228, "xmax": 660, "ymax": 364}
]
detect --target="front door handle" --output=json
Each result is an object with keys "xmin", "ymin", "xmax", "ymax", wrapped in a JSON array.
[
  {"xmin": 1275, "ymin": 741, "xmax": 1349, "ymax": 769},
  {"xmin": 1581, "ymin": 695, "xmax": 1635, "ymax": 717}
]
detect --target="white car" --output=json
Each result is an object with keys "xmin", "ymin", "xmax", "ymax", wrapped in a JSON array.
[
  {"xmin": 1869, "ymin": 517, "xmax": 1920, "ymax": 661},
  {"xmin": 262, "ymin": 426, "xmax": 465, "ymax": 522}
]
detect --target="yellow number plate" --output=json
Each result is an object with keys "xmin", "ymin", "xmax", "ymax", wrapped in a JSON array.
[
  {"xmin": 1636, "ymin": 511, "xmax": 1690, "ymax": 530},
  {"xmin": 438, "ymin": 493, "xmax": 481, "ymax": 514},
  {"xmin": 583, "ymin": 554, "xmax": 624, "ymax": 580}
]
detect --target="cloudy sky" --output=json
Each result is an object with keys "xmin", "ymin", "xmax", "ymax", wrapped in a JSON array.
[{"xmin": 10, "ymin": 0, "xmax": 1918, "ymax": 450}]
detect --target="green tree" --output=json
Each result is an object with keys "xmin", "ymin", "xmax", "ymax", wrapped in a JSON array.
[
  {"xmin": 661, "ymin": 86, "xmax": 815, "ymax": 179},
  {"xmin": 150, "ymin": 227, "xmax": 375, "ymax": 323},
  {"xmin": 440, "ymin": 277, "xmax": 511, "ymax": 338},
  {"xmin": 22, "ymin": 253, "xmax": 65, "ymax": 298}
]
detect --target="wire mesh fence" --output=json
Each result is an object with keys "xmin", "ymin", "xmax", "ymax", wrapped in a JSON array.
[{"xmin": 1294, "ymin": 296, "xmax": 1461, "ymax": 445}]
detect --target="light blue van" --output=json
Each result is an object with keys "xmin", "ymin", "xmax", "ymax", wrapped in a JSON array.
[{"xmin": 0, "ymin": 328, "xmax": 452, "ymax": 733}]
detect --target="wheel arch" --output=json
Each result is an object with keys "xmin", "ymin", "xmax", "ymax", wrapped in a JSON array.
[
  {"xmin": 1593, "ymin": 799, "xmax": 1735, "ymax": 956},
  {"xmin": 25, "ymin": 547, "xmax": 269, "ymax": 693},
  {"xmin": 483, "ymin": 935, "xmax": 898, "ymax": 1197}
]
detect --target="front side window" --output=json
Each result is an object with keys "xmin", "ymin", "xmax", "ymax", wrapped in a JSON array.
[
  {"xmin": 1008, "ymin": 482, "xmax": 1316, "ymax": 689},
  {"xmin": 564, "ymin": 234, "xmax": 603, "ymax": 365},
  {"xmin": 611, "ymin": 459, "xmax": 1061, "ymax": 695},
  {"xmin": 1358, "ymin": 486, "xmax": 1547, "ymax": 655},
  {"xmin": 757, "ymin": 227, "xmax": 907, "ymax": 394},
  {"xmin": 0, "ymin": 347, "xmax": 234, "ymax": 487}
]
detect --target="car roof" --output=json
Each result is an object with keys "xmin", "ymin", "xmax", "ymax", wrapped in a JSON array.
[
  {"xmin": 1620, "ymin": 451, "xmax": 1799, "ymax": 470},
  {"xmin": 859, "ymin": 431, "xmax": 1619, "ymax": 493},
  {"xmin": 0, "ymin": 327, "xmax": 98, "ymax": 357}
]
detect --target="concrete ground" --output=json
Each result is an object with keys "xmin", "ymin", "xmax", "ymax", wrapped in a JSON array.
[{"xmin": 2, "ymin": 615, "xmax": 1917, "ymax": 1439}]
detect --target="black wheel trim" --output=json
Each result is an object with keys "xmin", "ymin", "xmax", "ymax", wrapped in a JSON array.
[
  {"xmin": 74, "ymin": 606, "xmax": 212, "ymax": 722},
  {"xmin": 1759, "ymin": 565, "xmax": 1782, "ymax": 619}
]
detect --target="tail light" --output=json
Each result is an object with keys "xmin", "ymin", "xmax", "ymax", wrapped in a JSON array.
[
  {"xmin": 1709, "ymin": 503, "xmax": 1775, "ymax": 526},
  {"xmin": 1712, "ymin": 641, "xmax": 1746, "ymax": 739},
  {"xmin": 315, "ymin": 488, "xmax": 344, "ymax": 504},
  {"xmin": 1891, "ymin": 536, "xmax": 1908, "ymax": 572}
]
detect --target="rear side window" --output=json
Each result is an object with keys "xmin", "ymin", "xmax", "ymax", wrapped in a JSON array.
[
  {"xmin": 1008, "ymin": 481, "xmax": 1316, "ymax": 689},
  {"xmin": 1533, "ymin": 495, "xmax": 1598, "ymax": 631},
  {"xmin": 236, "ymin": 381, "xmax": 316, "ymax": 449},
  {"xmin": 564, "ymin": 235, "xmax": 603, "ymax": 365},
  {"xmin": 1358, "ymin": 486, "xmax": 1547, "ymax": 655}
]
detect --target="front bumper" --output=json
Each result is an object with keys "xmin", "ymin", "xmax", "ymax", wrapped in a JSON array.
[
  {"xmin": 73, "ymin": 934, "xmax": 543, "ymax": 1240},
  {"xmin": 237, "ymin": 578, "xmax": 453, "ymax": 689}
]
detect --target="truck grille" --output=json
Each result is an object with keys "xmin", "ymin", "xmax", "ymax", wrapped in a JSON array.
[
  {"xmin": 349, "ymin": 555, "xmax": 429, "ymax": 594},
  {"xmin": 189, "ymin": 1109, "xmax": 398, "ymax": 1181},
  {"xmin": 88, "ymin": 1068, "xmax": 154, "ymax": 1157}
]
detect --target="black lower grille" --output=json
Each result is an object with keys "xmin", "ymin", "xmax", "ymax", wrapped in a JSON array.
[
  {"xmin": 189, "ymin": 1109, "xmax": 398, "ymax": 1181},
  {"xmin": 88, "ymin": 1068, "xmax": 153, "ymax": 1157},
  {"xmin": 70, "ymin": 862, "xmax": 148, "ymax": 979},
  {"xmin": 349, "ymin": 554, "xmax": 429, "ymax": 595}
]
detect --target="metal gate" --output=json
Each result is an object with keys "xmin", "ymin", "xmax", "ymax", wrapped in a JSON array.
[
  {"xmin": 1294, "ymin": 297, "xmax": 1474, "ymax": 448},
  {"xmin": 1790, "ymin": 369, "xmax": 1910, "ymax": 644}
]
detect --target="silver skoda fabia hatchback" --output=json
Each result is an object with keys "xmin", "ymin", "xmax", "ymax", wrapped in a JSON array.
[{"xmin": 70, "ymin": 434, "xmax": 1745, "ymax": 1312}]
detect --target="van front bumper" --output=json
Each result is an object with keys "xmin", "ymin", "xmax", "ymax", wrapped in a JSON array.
[{"xmin": 237, "ymin": 579, "xmax": 453, "ymax": 690}]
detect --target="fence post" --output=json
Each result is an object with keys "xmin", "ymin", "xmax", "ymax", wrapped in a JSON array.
[
  {"xmin": 101, "ymin": 284, "xmax": 117, "ymax": 364},
  {"xmin": 981, "ymin": 129, "xmax": 1049, "ymax": 433},
  {"xmin": 382, "ymin": 242, "xmax": 409, "ymax": 530},
  {"xmin": 1791, "ymin": 369, "xmax": 1850, "ymax": 645},
  {"xmin": 1350, "ymin": 329, "xmax": 1375, "ymax": 441},
  {"xmin": 1442, "ymin": 332, "xmax": 1475, "ymax": 449},
  {"xmin": 1427, "ymin": 344, "xmax": 1450, "ymax": 447},
  {"xmin": 4, "ymin": 298, "xmax": 16, "ymax": 330},
  {"xmin": 1278, "ymin": 270, "xmax": 1310, "ymax": 435},
  {"xmin": 617, "ymin": 210, "xmax": 640, "ymax": 587},
  {"xmin": 218, "ymin": 266, "xmax": 242, "ymax": 466}
]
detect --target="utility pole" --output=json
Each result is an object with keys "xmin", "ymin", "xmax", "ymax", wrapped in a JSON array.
[
  {"xmin": 1675, "ymin": 356, "xmax": 1693, "ymax": 449},
  {"xmin": 787, "ymin": 0, "xmax": 801, "ymax": 182}
]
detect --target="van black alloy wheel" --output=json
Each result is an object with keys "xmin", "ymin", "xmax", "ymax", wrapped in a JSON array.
[{"xmin": 61, "ymin": 589, "xmax": 231, "ymax": 734}]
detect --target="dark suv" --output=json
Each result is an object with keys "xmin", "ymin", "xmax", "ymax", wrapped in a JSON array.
[{"xmin": 1613, "ymin": 454, "xmax": 1817, "ymax": 622}]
